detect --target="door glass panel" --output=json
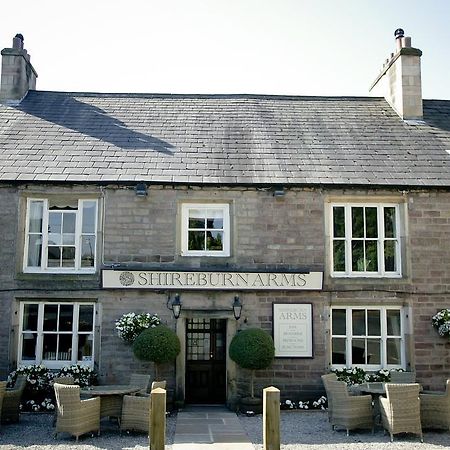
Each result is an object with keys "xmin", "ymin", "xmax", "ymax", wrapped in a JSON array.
[
  {"xmin": 58, "ymin": 334, "xmax": 72, "ymax": 360},
  {"xmin": 78, "ymin": 334, "xmax": 93, "ymax": 361},
  {"xmin": 43, "ymin": 334, "xmax": 57, "ymax": 359}
]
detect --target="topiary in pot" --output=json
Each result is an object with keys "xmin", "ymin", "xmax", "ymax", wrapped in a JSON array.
[
  {"xmin": 229, "ymin": 328, "xmax": 275, "ymax": 409},
  {"xmin": 133, "ymin": 325, "xmax": 181, "ymax": 380}
]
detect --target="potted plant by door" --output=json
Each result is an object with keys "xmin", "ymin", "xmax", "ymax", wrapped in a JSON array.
[
  {"xmin": 132, "ymin": 325, "xmax": 181, "ymax": 381},
  {"xmin": 229, "ymin": 328, "xmax": 275, "ymax": 414}
]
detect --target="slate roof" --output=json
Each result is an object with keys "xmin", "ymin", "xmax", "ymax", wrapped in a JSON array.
[{"xmin": 0, "ymin": 90, "xmax": 449, "ymax": 187}]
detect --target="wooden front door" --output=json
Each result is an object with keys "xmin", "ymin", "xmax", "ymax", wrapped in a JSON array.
[{"xmin": 185, "ymin": 318, "xmax": 227, "ymax": 404}]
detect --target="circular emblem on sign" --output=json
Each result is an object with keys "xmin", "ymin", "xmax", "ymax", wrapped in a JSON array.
[{"xmin": 119, "ymin": 271, "xmax": 135, "ymax": 286}]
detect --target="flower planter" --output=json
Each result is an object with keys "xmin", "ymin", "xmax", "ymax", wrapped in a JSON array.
[{"xmin": 239, "ymin": 396, "xmax": 263, "ymax": 414}]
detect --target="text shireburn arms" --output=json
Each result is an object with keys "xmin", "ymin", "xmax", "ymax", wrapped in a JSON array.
[{"xmin": 102, "ymin": 270, "xmax": 323, "ymax": 291}]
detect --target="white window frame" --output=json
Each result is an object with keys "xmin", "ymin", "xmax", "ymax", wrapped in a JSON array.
[
  {"xmin": 23, "ymin": 198, "xmax": 98, "ymax": 273},
  {"xmin": 329, "ymin": 203, "xmax": 402, "ymax": 278},
  {"xmin": 330, "ymin": 306, "xmax": 406, "ymax": 371},
  {"xmin": 181, "ymin": 203, "xmax": 230, "ymax": 257},
  {"xmin": 18, "ymin": 301, "xmax": 96, "ymax": 369}
]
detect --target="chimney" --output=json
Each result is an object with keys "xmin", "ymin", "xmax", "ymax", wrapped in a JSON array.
[
  {"xmin": 370, "ymin": 29, "xmax": 423, "ymax": 120},
  {"xmin": 0, "ymin": 34, "xmax": 38, "ymax": 104}
]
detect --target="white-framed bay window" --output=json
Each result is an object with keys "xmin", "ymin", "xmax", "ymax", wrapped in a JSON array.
[
  {"xmin": 331, "ymin": 306, "xmax": 405, "ymax": 370},
  {"xmin": 24, "ymin": 198, "xmax": 98, "ymax": 273},
  {"xmin": 330, "ymin": 203, "xmax": 402, "ymax": 277},
  {"xmin": 19, "ymin": 302, "xmax": 96, "ymax": 369},
  {"xmin": 181, "ymin": 203, "xmax": 230, "ymax": 256}
]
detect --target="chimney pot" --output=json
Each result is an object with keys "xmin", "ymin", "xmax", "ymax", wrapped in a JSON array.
[{"xmin": 12, "ymin": 33, "xmax": 24, "ymax": 50}]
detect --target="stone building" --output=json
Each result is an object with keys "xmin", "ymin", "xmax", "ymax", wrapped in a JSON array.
[{"xmin": 0, "ymin": 31, "xmax": 449, "ymax": 406}]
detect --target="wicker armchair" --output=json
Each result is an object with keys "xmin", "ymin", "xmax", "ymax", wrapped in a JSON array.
[
  {"xmin": 0, "ymin": 381, "xmax": 6, "ymax": 426},
  {"xmin": 54, "ymin": 382, "xmax": 100, "ymax": 442},
  {"xmin": 327, "ymin": 380, "xmax": 373, "ymax": 436},
  {"xmin": 390, "ymin": 371, "xmax": 416, "ymax": 383},
  {"xmin": 120, "ymin": 394, "xmax": 150, "ymax": 434},
  {"xmin": 321, "ymin": 373, "xmax": 338, "ymax": 422},
  {"xmin": 2, "ymin": 375, "xmax": 27, "ymax": 423},
  {"xmin": 129, "ymin": 373, "xmax": 151, "ymax": 395},
  {"xmin": 420, "ymin": 379, "xmax": 450, "ymax": 431},
  {"xmin": 379, "ymin": 383, "xmax": 423, "ymax": 442}
]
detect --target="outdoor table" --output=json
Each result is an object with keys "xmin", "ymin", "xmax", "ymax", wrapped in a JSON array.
[
  {"xmin": 80, "ymin": 385, "xmax": 141, "ymax": 418},
  {"xmin": 356, "ymin": 382, "xmax": 386, "ymax": 423}
]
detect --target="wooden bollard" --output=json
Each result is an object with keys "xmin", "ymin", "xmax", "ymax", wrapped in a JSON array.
[
  {"xmin": 263, "ymin": 386, "xmax": 280, "ymax": 450},
  {"xmin": 150, "ymin": 387, "xmax": 166, "ymax": 450}
]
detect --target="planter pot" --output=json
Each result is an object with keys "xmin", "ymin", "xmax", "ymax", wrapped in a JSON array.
[{"xmin": 239, "ymin": 396, "xmax": 262, "ymax": 414}]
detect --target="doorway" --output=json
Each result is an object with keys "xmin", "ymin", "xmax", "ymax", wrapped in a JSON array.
[{"xmin": 185, "ymin": 318, "xmax": 227, "ymax": 404}]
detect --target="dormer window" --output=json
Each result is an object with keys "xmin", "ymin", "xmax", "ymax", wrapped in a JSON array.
[{"xmin": 24, "ymin": 198, "xmax": 98, "ymax": 273}]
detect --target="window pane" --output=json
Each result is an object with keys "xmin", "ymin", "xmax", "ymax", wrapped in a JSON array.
[
  {"xmin": 332, "ymin": 309, "xmax": 346, "ymax": 335},
  {"xmin": 206, "ymin": 210, "xmax": 223, "ymax": 229},
  {"xmin": 384, "ymin": 207, "xmax": 396, "ymax": 238},
  {"xmin": 59, "ymin": 305, "xmax": 73, "ymax": 331},
  {"xmin": 43, "ymin": 305, "xmax": 58, "ymax": 331},
  {"xmin": 43, "ymin": 334, "xmax": 57, "ymax": 359},
  {"xmin": 365, "ymin": 240, "xmax": 378, "ymax": 271},
  {"xmin": 206, "ymin": 231, "xmax": 223, "ymax": 251},
  {"xmin": 27, "ymin": 235, "xmax": 42, "ymax": 267},
  {"xmin": 79, "ymin": 305, "xmax": 94, "ymax": 332},
  {"xmin": 188, "ymin": 231, "xmax": 205, "ymax": 250},
  {"xmin": 365, "ymin": 207, "xmax": 378, "ymax": 238},
  {"xmin": 333, "ymin": 206, "xmax": 345, "ymax": 238},
  {"xmin": 62, "ymin": 213, "xmax": 76, "ymax": 234},
  {"xmin": 367, "ymin": 310, "xmax": 381, "ymax": 335},
  {"xmin": 23, "ymin": 304, "xmax": 39, "ymax": 330},
  {"xmin": 22, "ymin": 332, "xmax": 37, "ymax": 360},
  {"xmin": 387, "ymin": 338, "xmax": 402, "ymax": 364},
  {"xmin": 352, "ymin": 310, "xmax": 366, "ymax": 335},
  {"xmin": 62, "ymin": 247, "xmax": 75, "ymax": 267},
  {"xmin": 332, "ymin": 338, "xmax": 346, "ymax": 364},
  {"xmin": 58, "ymin": 335, "xmax": 72, "ymax": 361},
  {"xmin": 384, "ymin": 241, "xmax": 396, "ymax": 272},
  {"xmin": 82, "ymin": 201, "xmax": 97, "ymax": 233},
  {"xmin": 81, "ymin": 236, "xmax": 96, "ymax": 267},
  {"xmin": 351, "ymin": 241, "xmax": 364, "ymax": 271},
  {"xmin": 333, "ymin": 241, "xmax": 346, "ymax": 271},
  {"xmin": 78, "ymin": 334, "xmax": 93, "ymax": 361},
  {"xmin": 352, "ymin": 338, "xmax": 365, "ymax": 364},
  {"xmin": 188, "ymin": 210, "xmax": 205, "ymax": 229},
  {"xmin": 47, "ymin": 246, "xmax": 61, "ymax": 267},
  {"xmin": 367, "ymin": 339, "xmax": 381, "ymax": 364},
  {"xmin": 351, "ymin": 207, "xmax": 364, "ymax": 238},
  {"xmin": 48, "ymin": 213, "xmax": 62, "ymax": 244},
  {"xmin": 387, "ymin": 310, "xmax": 401, "ymax": 335},
  {"xmin": 28, "ymin": 201, "xmax": 43, "ymax": 233}
]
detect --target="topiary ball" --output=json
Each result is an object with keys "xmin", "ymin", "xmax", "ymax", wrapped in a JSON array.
[
  {"xmin": 132, "ymin": 325, "xmax": 181, "ymax": 364},
  {"xmin": 229, "ymin": 328, "xmax": 275, "ymax": 370}
]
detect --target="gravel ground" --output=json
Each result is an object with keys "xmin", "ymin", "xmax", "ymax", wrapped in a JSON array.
[
  {"xmin": 240, "ymin": 410, "xmax": 450, "ymax": 449},
  {"xmin": 0, "ymin": 410, "xmax": 449, "ymax": 449}
]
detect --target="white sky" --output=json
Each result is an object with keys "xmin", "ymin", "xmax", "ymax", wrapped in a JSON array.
[{"xmin": 1, "ymin": 0, "xmax": 449, "ymax": 99}]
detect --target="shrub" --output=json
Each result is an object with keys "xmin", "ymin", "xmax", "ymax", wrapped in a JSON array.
[
  {"xmin": 432, "ymin": 308, "xmax": 450, "ymax": 338},
  {"xmin": 132, "ymin": 325, "xmax": 180, "ymax": 379},
  {"xmin": 229, "ymin": 328, "xmax": 275, "ymax": 398},
  {"xmin": 7, "ymin": 364, "xmax": 98, "ymax": 412}
]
